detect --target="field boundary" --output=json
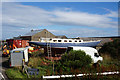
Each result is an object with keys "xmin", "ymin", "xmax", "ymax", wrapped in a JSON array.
[{"xmin": 43, "ymin": 71, "xmax": 119, "ymax": 79}]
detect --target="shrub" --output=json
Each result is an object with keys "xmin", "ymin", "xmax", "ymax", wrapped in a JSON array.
[
  {"xmin": 30, "ymin": 50, "xmax": 41, "ymax": 57},
  {"xmin": 28, "ymin": 57, "xmax": 42, "ymax": 68},
  {"xmin": 58, "ymin": 50, "xmax": 92, "ymax": 69},
  {"xmin": 99, "ymin": 39, "xmax": 120, "ymax": 59},
  {"xmin": 30, "ymin": 49, "xmax": 45, "ymax": 57}
]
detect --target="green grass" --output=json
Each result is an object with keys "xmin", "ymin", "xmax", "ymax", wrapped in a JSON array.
[{"xmin": 5, "ymin": 68, "xmax": 27, "ymax": 80}]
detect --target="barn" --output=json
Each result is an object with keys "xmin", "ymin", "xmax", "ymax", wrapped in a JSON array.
[{"xmin": 20, "ymin": 29, "xmax": 56, "ymax": 41}]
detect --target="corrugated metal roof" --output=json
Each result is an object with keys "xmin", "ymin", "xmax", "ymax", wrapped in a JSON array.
[{"xmin": 23, "ymin": 29, "xmax": 44, "ymax": 36}]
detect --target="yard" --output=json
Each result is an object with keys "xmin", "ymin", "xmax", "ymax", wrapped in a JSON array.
[{"xmin": 5, "ymin": 39, "xmax": 120, "ymax": 79}]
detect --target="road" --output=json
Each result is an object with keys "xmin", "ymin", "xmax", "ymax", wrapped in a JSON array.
[{"xmin": 0, "ymin": 51, "xmax": 9, "ymax": 80}]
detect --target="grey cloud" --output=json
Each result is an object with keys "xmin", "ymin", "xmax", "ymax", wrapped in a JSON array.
[
  {"xmin": 50, "ymin": 11, "xmax": 117, "ymax": 28},
  {"xmin": 49, "ymin": 28, "xmax": 118, "ymax": 38},
  {"xmin": 2, "ymin": 3, "xmax": 118, "ymax": 39},
  {"xmin": 3, "ymin": 3, "xmax": 52, "ymax": 28},
  {"xmin": 3, "ymin": 3, "xmax": 118, "ymax": 28}
]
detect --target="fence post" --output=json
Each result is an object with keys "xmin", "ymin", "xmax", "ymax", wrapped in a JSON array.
[{"xmin": 22, "ymin": 59, "xmax": 30, "ymax": 78}]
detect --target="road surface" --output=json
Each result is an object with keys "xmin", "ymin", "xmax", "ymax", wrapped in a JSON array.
[{"xmin": 0, "ymin": 51, "xmax": 9, "ymax": 80}]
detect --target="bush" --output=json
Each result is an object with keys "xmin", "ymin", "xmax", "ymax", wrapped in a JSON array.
[
  {"xmin": 30, "ymin": 50, "xmax": 41, "ymax": 57},
  {"xmin": 58, "ymin": 50, "xmax": 92, "ymax": 69},
  {"xmin": 99, "ymin": 39, "xmax": 120, "ymax": 59},
  {"xmin": 28, "ymin": 57, "xmax": 43, "ymax": 68}
]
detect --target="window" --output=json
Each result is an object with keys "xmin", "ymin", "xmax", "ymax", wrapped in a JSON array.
[
  {"xmin": 53, "ymin": 40, "xmax": 57, "ymax": 42},
  {"xmin": 58, "ymin": 40, "xmax": 61, "ymax": 42},
  {"xmin": 79, "ymin": 40, "xmax": 81, "ymax": 42},
  {"xmin": 75, "ymin": 40, "xmax": 77, "ymax": 42},
  {"xmin": 69, "ymin": 40, "xmax": 72, "ymax": 42},
  {"xmin": 94, "ymin": 53, "xmax": 99, "ymax": 57},
  {"xmin": 64, "ymin": 40, "xmax": 67, "ymax": 42}
]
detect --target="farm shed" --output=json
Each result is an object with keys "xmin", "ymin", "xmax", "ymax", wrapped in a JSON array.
[
  {"xmin": 20, "ymin": 29, "xmax": 56, "ymax": 41},
  {"xmin": 6, "ymin": 39, "xmax": 29, "ymax": 49}
]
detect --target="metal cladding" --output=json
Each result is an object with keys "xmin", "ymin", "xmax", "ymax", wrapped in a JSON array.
[
  {"xmin": 22, "ymin": 40, "xmax": 29, "ymax": 47},
  {"xmin": 6, "ymin": 39, "xmax": 29, "ymax": 49}
]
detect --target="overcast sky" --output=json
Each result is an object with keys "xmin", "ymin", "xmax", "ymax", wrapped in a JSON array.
[{"xmin": 2, "ymin": 2, "xmax": 118, "ymax": 40}]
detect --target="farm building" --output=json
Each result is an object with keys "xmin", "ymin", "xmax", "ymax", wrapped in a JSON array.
[
  {"xmin": 20, "ymin": 29, "xmax": 56, "ymax": 41},
  {"xmin": 6, "ymin": 39, "xmax": 29, "ymax": 49}
]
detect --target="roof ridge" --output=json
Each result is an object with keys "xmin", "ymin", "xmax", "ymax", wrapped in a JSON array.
[{"xmin": 23, "ymin": 29, "xmax": 44, "ymax": 36}]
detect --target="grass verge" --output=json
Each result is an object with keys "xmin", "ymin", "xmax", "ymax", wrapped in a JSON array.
[{"xmin": 5, "ymin": 68, "xmax": 27, "ymax": 80}]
